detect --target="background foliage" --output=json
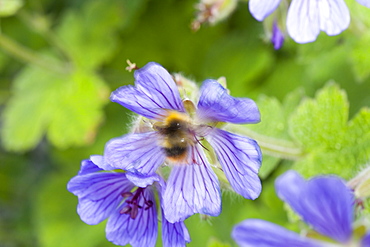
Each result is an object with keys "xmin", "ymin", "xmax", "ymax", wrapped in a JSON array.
[{"xmin": 1, "ymin": 0, "xmax": 370, "ymax": 246}]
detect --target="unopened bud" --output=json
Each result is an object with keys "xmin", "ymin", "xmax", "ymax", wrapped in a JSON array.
[{"xmin": 192, "ymin": 0, "xmax": 238, "ymax": 31}]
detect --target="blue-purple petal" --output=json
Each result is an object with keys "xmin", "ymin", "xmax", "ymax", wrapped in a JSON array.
[
  {"xmin": 104, "ymin": 132, "xmax": 166, "ymax": 175},
  {"xmin": 362, "ymin": 232, "xmax": 370, "ymax": 247},
  {"xmin": 206, "ymin": 129, "xmax": 262, "ymax": 200},
  {"xmin": 249, "ymin": 0, "xmax": 281, "ymax": 21},
  {"xmin": 162, "ymin": 215, "xmax": 191, "ymax": 247},
  {"xmin": 106, "ymin": 187, "xmax": 158, "ymax": 247},
  {"xmin": 232, "ymin": 219, "xmax": 323, "ymax": 247},
  {"xmin": 276, "ymin": 170, "xmax": 354, "ymax": 243},
  {"xmin": 163, "ymin": 146, "xmax": 221, "ymax": 223},
  {"xmin": 272, "ymin": 21, "xmax": 284, "ymax": 50},
  {"xmin": 111, "ymin": 62, "xmax": 184, "ymax": 119},
  {"xmin": 67, "ymin": 172, "xmax": 134, "ymax": 225},
  {"xmin": 126, "ymin": 172, "xmax": 160, "ymax": 188},
  {"xmin": 197, "ymin": 80, "xmax": 260, "ymax": 124},
  {"xmin": 78, "ymin": 159, "xmax": 102, "ymax": 175},
  {"xmin": 356, "ymin": 0, "xmax": 370, "ymax": 8},
  {"xmin": 90, "ymin": 155, "xmax": 115, "ymax": 171},
  {"xmin": 287, "ymin": 0, "xmax": 350, "ymax": 43},
  {"xmin": 156, "ymin": 177, "xmax": 191, "ymax": 246}
]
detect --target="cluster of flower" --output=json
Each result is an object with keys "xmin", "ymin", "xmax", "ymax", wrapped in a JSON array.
[
  {"xmin": 68, "ymin": 62, "xmax": 263, "ymax": 246},
  {"xmin": 68, "ymin": 62, "xmax": 370, "ymax": 247},
  {"xmin": 249, "ymin": 0, "xmax": 370, "ymax": 49}
]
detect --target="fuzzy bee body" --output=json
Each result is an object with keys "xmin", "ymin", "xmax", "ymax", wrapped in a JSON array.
[{"xmin": 154, "ymin": 111, "xmax": 193, "ymax": 162}]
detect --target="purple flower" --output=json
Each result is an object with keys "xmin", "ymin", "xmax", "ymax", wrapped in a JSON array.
[
  {"xmin": 104, "ymin": 62, "xmax": 262, "ymax": 223},
  {"xmin": 272, "ymin": 21, "xmax": 284, "ymax": 50},
  {"xmin": 249, "ymin": 0, "xmax": 369, "ymax": 43},
  {"xmin": 67, "ymin": 156, "xmax": 190, "ymax": 247},
  {"xmin": 232, "ymin": 170, "xmax": 370, "ymax": 247}
]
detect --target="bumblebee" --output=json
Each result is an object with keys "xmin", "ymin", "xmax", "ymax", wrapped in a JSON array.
[{"xmin": 154, "ymin": 111, "xmax": 193, "ymax": 162}]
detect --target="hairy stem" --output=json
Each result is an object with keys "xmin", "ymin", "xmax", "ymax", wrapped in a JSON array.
[{"xmin": 226, "ymin": 125, "xmax": 304, "ymax": 160}]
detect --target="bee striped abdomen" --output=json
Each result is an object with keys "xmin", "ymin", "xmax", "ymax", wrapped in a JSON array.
[{"xmin": 164, "ymin": 146, "xmax": 188, "ymax": 158}]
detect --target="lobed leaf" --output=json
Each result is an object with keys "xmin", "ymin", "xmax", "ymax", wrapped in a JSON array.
[
  {"xmin": 289, "ymin": 83, "xmax": 370, "ymax": 179},
  {"xmin": 1, "ymin": 64, "xmax": 109, "ymax": 151}
]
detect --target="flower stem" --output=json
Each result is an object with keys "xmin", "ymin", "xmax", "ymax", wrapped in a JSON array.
[
  {"xmin": 226, "ymin": 125, "xmax": 304, "ymax": 160},
  {"xmin": 0, "ymin": 33, "xmax": 69, "ymax": 74}
]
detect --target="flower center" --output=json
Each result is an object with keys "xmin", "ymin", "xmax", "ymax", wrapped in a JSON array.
[{"xmin": 119, "ymin": 187, "xmax": 153, "ymax": 219}]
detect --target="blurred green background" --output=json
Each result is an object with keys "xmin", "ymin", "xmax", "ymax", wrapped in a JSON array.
[{"xmin": 1, "ymin": 0, "xmax": 370, "ymax": 246}]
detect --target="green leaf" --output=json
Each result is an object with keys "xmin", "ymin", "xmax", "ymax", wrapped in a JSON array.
[
  {"xmin": 56, "ymin": 0, "xmax": 125, "ymax": 70},
  {"xmin": 1, "ymin": 64, "xmax": 109, "ymax": 152},
  {"xmin": 289, "ymin": 83, "xmax": 348, "ymax": 151},
  {"xmin": 247, "ymin": 95, "xmax": 289, "ymax": 140},
  {"xmin": 0, "ymin": 0, "xmax": 23, "ymax": 17},
  {"xmin": 242, "ymin": 89, "xmax": 304, "ymax": 141},
  {"xmin": 258, "ymin": 154, "xmax": 280, "ymax": 179},
  {"xmin": 227, "ymin": 89, "xmax": 305, "ymax": 177},
  {"xmin": 289, "ymin": 83, "xmax": 370, "ymax": 179}
]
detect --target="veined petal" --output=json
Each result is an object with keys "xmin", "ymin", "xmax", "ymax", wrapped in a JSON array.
[
  {"xmin": 106, "ymin": 187, "xmax": 158, "ymax": 247},
  {"xmin": 67, "ymin": 172, "xmax": 133, "ymax": 225},
  {"xmin": 126, "ymin": 172, "xmax": 160, "ymax": 188},
  {"xmin": 90, "ymin": 155, "xmax": 115, "ymax": 171},
  {"xmin": 287, "ymin": 0, "xmax": 320, "ymax": 43},
  {"xmin": 163, "ymin": 146, "xmax": 221, "ymax": 223},
  {"xmin": 317, "ymin": 0, "xmax": 350, "ymax": 36},
  {"xmin": 156, "ymin": 176, "xmax": 191, "ymax": 247},
  {"xmin": 104, "ymin": 132, "xmax": 166, "ymax": 175},
  {"xmin": 162, "ymin": 215, "xmax": 191, "ymax": 247},
  {"xmin": 78, "ymin": 159, "xmax": 102, "ymax": 175},
  {"xmin": 232, "ymin": 219, "xmax": 323, "ymax": 247},
  {"xmin": 111, "ymin": 62, "xmax": 184, "ymax": 119},
  {"xmin": 249, "ymin": 0, "xmax": 281, "ymax": 21},
  {"xmin": 197, "ymin": 80, "xmax": 260, "ymax": 124},
  {"xmin": 276, "ymin": 170, "xmax": 354, "ymax": 243},
  {"xmin": 206, "ymin": 129, "xmax": 262, "ymax": 200},
  {"xmin": 356, "ymin": 0, "xmax": 370, "ymax": 8},
  {"xmin": 287, "ymin": 0, "xmax": 350, "ymax": 43}
]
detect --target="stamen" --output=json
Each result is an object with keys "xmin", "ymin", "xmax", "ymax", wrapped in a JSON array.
[
  {"xmin": 145, "ymin": 200, "xmax": 153, "ymax": 210},
  {"xmin": 195, "ymin": 136, "xmax": 209, "ymax": 151},
  {"xmin": 119, "ymin": 187, "xmax": 154, "ymax": 219},
  {"xmin": 121, "ymin": 192, "xmax": 133, "ymax": 198},
  {"xmin": 120, "ymin": 206, "xmax": 131, "ymax": 214},
  {"xmin": 126, "ymin": 59, "xmax": 139, "ymax": 72},
  {"xmin": 130, "ymin": 205, "xmax": 139, "ymax": 219}
]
